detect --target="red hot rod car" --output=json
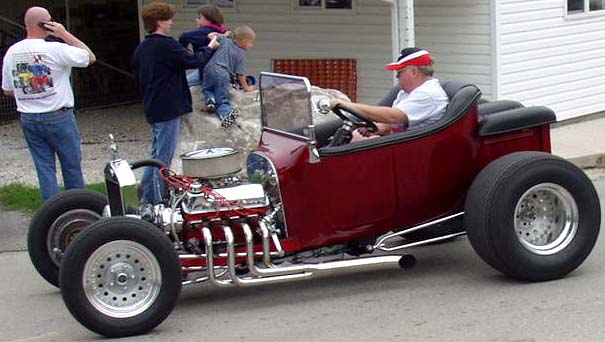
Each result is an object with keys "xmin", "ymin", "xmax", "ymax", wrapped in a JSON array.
[{"xmin": 28, "ymin": 72, "xmax": 600, "ymax": 337}]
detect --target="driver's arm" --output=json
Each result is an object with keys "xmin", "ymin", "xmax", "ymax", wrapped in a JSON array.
[{"xmin": 330, "ymin": 99, "xmax": 408, "ymax": 127}]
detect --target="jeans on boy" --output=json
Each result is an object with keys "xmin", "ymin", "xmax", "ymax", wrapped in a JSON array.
[
  {"xmin": 19, "ymin": 108, "xmax": 85, "ymax": 201},
  {"xmin": 141, "ymin": 117, "xmax": 180, "ymax": 204},
  {"xmin": 203, "ymin": 67, "xmax": 232, "ymax": 118}
]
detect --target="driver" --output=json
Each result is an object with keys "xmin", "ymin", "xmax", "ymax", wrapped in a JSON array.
[{"xmin": 330, "ymin": 47, "xmax": 448, "ymax": 138}]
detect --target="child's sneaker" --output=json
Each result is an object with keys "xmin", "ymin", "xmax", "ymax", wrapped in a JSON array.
[
  {"xmin": 221, "ymin": 109, "xmax": 238, "ymax": 128},
  {"xmin": 230, "ymin": 109, "xmax": 239, "ymax": 120},
  {"xmin": 205, "ymin": 100, "xmax": 216, "ymax": 113},
  {"xmin": 221, "ymin": 116, "xmax": 233, "ymax": 128}
]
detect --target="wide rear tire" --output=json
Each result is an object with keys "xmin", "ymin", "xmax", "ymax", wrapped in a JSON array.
[
  {"xmin": 28, "ymin": 189, "xmax": 107, "ymax": 287},
  {"xmin": 59, "ymin": 217, "xmax": 182, "ymax": 337},
  {"xmin": 465, "ymin": 152, "xmax": 600, "ymax": 281}
]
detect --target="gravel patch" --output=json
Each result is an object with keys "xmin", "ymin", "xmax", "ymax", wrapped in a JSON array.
[
  {"xmin": 0, "ymin": 104, "xmax": 151, "ymax": 187},
  {"xmin": 0, "ymin": 86, "xmax": 349, "ymax": 188}
]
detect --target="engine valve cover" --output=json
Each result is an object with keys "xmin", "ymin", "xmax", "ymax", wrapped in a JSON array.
[{"xmin": 182, "ymin": 183, "xmax": 269, "ymax": 215}]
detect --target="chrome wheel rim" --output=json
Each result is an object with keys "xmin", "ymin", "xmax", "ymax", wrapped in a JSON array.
[
  {"xmin": 514, "ymin": 183, "xmax": 578, "ymax": 255},
  {"xmin": 83, "ymin": 240, "xmax": 162, "ymax": 318},
  {"xmin": 47, "ymin": 209, "xmax": 100, "ymax": 266}
]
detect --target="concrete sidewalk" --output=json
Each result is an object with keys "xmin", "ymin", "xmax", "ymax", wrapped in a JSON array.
[
  {"xmin": 551, "ymin": 115, "xmax": 605, "ymax": 168},
  {"xmin": 0, "ymin": 210, "xmax": 30, "ymax": 252}
]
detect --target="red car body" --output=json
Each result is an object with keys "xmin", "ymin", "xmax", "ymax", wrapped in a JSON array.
[{"xmin": 253, "ymin": 96, "xmax": 550, "ymax": 252}]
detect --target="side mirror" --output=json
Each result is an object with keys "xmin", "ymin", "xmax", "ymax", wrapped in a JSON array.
[{"xmin": 315, "ymin": 97, "xmax": 331, "ymax": 115}]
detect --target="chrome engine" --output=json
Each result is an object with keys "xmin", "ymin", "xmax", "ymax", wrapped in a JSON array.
[
  {"xmin": 182, "ymin": 183, "xmax": 269, "ymax": 215},
  {"xmin": 103, "ymin": 149, "xmax": 286, "ymax": 257}
]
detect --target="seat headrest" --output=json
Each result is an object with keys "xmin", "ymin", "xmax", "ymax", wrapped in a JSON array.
[
  {"xmin": 439, "ymin": 80, "xmax": 470, "ymax": 100},
  {"xmin": 444, "ymin": 85, "xmax": 482, "ymax": 118}
]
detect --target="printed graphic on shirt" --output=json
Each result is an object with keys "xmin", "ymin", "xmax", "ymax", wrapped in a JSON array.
[{"xmin": 9, "ymin": 52, "xmax": 55, "ymax": 100}]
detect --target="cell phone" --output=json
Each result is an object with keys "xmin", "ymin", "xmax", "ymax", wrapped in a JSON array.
[{"xmin": 38, "ymin": 21, "xmax": 52, "ymax": 31}]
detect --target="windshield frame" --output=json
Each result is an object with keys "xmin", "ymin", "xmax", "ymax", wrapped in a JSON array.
[{"xmin": 259, "ymin": 72, "xmax": 314, "ymax": 141}]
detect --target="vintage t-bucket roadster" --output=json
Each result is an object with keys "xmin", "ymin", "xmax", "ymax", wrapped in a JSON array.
[{"xmin": 28, "ymin": 72, "xmax": 600, "ymax": 337}]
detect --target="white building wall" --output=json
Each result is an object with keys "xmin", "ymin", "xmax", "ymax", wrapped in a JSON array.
[
  {"xmin": 413, "ymin": 0, "xmax": 494, "ymax": 99},
  {"xmin": 498, "ymin": 0, "xmax": 605, "ymax": 120},
  {"xmin": 144, "ymin": 0, "xmax": 394, "ymax": 104}
]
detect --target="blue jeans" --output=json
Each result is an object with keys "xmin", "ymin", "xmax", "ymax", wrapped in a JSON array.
[
  {"xmin": 20, "ymin": 108, "xmax": 85, "ymax": 201},
  {"xmin": 203, "ymin": 68, "xmax": 232, "ymax": 118},
  {"xmin": 186, "ymin": 70, "xmax": 201, "ymax": 86},
  {"xmin": 187, "ymin": 70, "xmax": 207, "ymax": 103},
  {"xmin": 141, "ymin": 118, "xmax": 180, "ymax": 204}
]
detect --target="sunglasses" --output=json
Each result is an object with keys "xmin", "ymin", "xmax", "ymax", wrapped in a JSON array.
[{"xmin": 396, "ymin": 66, "xmax": 417, "ymax": 78}]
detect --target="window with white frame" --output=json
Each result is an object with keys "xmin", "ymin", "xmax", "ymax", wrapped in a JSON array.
[
  {"xmin": 184, "ymin": 0, "xmax": 235, "ymax": 9},
  {"xmin": 567, "ymin": 0, "xmax": 605, "ymax": 14},
  {"xmin": 297, "ymin": 0, "xmax": 354, "ymax": 10}
]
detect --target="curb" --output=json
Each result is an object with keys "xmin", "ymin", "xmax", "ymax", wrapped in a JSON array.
[{"xmin": 567, "ymin": 153, "xmax": 605, "ymax": 170}]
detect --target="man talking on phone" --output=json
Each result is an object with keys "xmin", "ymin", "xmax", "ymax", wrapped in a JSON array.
[{"xmin": 2, "ymin": 6, "xmax": 96, "ymax": 201}]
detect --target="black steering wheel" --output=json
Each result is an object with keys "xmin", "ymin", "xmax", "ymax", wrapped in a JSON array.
[{"xmin": 332, "ymin": 104, "xmax": 379, "ymax": 133}]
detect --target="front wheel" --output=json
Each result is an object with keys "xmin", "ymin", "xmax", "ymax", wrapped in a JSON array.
[
  {"xmin": 465, "ymin": 152, "xmax": 600, "ymax": 281},
  {"xmin": 59, "ymin": 217, "xmax": 182, "ymax": 337}
]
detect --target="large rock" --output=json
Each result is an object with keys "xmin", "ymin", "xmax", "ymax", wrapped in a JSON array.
[{"xmin": 175, "ymin": 85, "xmax": 349, "ymax": 175}]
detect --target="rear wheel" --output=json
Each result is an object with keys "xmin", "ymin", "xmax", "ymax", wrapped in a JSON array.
[
  {"xmin": 28, "ymin": 189, "xmax": 107, "ymax": 287},
  {"xmin": 465, "ymin": 152, "xmax": 600, "ymax": 281},
  {"xmin": 60, "ymin": 217, "xmax": 181, "ymax": 337}
]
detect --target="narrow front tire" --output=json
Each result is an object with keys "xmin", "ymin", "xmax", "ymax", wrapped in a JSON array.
[{"xmin": 60, "ymin": 217, "xmax": 181, "ymax": 337}]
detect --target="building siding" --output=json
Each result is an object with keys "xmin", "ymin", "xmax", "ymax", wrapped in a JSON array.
[
  {"xmin": 498, "ymin": 0, "xmax": 605, "ymax": 120},
  {"xmin": 143, "ymin": 0, "xmax": 394, "ymax": 104},
  {"xmin": 414, "ymin": 0, "xmax": 494, "ymax": 99}
]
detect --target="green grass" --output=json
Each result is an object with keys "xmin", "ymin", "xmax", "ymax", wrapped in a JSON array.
[{"xmin": 0, "ymin": 183, "xmax": 106, "ymax": 213}]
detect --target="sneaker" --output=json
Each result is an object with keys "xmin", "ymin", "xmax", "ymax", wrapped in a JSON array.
[
  {"xmin": 221, "ymin": 116, "xmax": 233, "ymax": 128},
  {"xmin": 220, "ymin": 109, "xmax": 238, "ymax": 128},
  {"xmin": 205, "ymin": 100, "xmax": 216, "ymax": 113}
]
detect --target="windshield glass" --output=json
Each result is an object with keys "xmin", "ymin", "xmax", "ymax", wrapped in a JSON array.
[{"xmin": 260, "ymin": 72, "xmax": 312, "ymax": 136}]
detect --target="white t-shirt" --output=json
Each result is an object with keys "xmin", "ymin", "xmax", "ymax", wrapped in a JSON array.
[
  {"xmin": 392, "ymin": 78, "xmax": 449, "ymax": 130},
  {"xmin": 2, "ymin": 39, "xmax": 90, "ymax": 113}
]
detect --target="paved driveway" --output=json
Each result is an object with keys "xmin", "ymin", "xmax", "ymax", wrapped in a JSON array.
[{"xmin": 1, "ymin": 173, "xmax": 604, "ymax": 341}]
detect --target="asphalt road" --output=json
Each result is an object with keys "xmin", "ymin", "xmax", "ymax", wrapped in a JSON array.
[{"xmin": 2, "ymin": 174, "xmax": 605, "ymax": 342}]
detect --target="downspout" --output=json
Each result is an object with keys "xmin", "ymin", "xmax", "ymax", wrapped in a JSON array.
[
  {"xmin": 404, "ymin": 0, "xmax": 415, "ymax": 48},
  {"xmin": 392, "ymin": 0, "xmax": 415, "ymax": 51},
  {"xmin": 490, "ymin": 0, "xmax": 501, "ymax": 100},
  {"xmin": 391, "ymin": 0, "xmax": 415, "ymax": 85},
  {"xmin": 391, "ymin": 0, "xmax": 400, "ymax": 62}
]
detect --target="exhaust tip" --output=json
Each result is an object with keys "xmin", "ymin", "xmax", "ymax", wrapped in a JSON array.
[{"xmin": 398, "ymin": 254, "xmax": 417, "ymax": 269}]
